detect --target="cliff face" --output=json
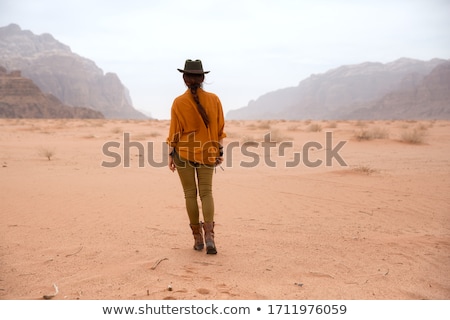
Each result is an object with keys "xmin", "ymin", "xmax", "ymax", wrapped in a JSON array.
[
  {"xmin": 0, "ymin": 24, "xmax": 146, "ymax": 119},
  {"xmin": 346, "ymin": 62, "xmax": 450, "ymax": 119},
  {"xmin": 227, "ymin": 58, "xmax": 450, "ymax": 120},
  {"xmin": 0, "ymin": 66, "xmax": 104, "ymax": 119}
]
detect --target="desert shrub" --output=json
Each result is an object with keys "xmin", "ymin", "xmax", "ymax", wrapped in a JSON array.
[
  {"xmin": 38, "ymin": 147, "xmax": 55, "ymax": 160},
  {"xmin": 352, "ymin": 164, "xmax": 377, "ymax": 175},
  {"xmin": 325, "ymin": 121, "xmax": 338, "ymax": 128},
  {"xmin": 416, "ymin": 123, "xmax": 431, "ymax": 131},
  {"xmin": 111, "ymin": 127, "xmax": 122, "ymax": 134},
  {"xmin": 287, "ymin": 124, "xmax": 301, "ymax": 131},
  {"xmin": 255, "ymin": 121, "xmax": 271, "ymax": 130},
  {"xmin": 400, "ymin": 129, "xmax": 427, "ymax": 144},
  {"xmin": 354, "ymin": 130, "xmax": 372, "ymax": 141},
  {"xmin": 89, "ymin": 120, "xmax": 105, "ymax": 127},
  {"xmin": 369, "ymin": 126, "xmax": 389, "ymax": 139},
  {"xmin": 246, "ymin": 123, "xmax": 257, "ymax": 130},
  {"xmin": 267, "ymin": 129, "xmax": 293, "ymax": 143},
  {"xmin": 307, "ymin": 123, "xmax": 322, "ymax": 132},
  {"xmin": 354, "ymin": 127, "xmax": 389, "ymax": 141},
  {"xmin": 355, "ymin": 120, "xmax": 367, "ymax": 127}
]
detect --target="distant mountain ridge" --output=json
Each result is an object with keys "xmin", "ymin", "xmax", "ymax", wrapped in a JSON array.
[
  {"xmin": 0, "ymin": 67, "xmax": 104, "ymax": 119},
  {"xmin": 227, "ymin": 58, "xmax": 450, "ymax": 120},
  {"xmin": 344, "ymin": 62, "xmax": 450, "ymax": 119},
  {"xmin": 0, "ymin": 24, "xmax": 147, "ymax": 119}
]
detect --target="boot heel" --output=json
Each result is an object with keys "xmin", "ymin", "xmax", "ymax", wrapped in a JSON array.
[{"xmin": 203, "ymin": 222, "xmax": 217, "ymax": 254}]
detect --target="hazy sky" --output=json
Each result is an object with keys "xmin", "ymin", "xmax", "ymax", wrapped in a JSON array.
[{"xmin": 1, "ymin": 0, "xmax": 449, "ymax": 119}]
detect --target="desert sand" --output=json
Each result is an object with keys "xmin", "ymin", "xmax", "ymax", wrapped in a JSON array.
[{"xmin": 0, "ymin": 118, "xmax": 449, "ymax": 300}]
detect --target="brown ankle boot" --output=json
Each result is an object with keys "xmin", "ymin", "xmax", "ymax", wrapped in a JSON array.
[
  {"xmin": 190, "ymin": 223, "xmax": 204, "ymax": 251},
  {"xmin": 203, "ymin": 221, "xmax": 217, "ymax": 254}
]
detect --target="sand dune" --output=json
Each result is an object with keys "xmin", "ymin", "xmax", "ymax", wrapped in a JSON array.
[{"xmin": 1, "ymin": 119, "xmax": 449, "ymax": 300}]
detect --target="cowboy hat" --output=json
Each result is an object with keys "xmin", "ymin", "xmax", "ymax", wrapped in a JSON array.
[{"xmin": 177, "ymin": 59, "xmax": 210, "ymax": 74}]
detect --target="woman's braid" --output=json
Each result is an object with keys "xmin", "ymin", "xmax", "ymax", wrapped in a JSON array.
[{"xmin": 184, "ymin": 74, "xmax": 209, "ymax": 128}]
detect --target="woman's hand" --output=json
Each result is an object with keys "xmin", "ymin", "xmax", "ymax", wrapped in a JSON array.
[{"xmin": 168, "ymin": 156, "xmax": 176, "ymax": 172}]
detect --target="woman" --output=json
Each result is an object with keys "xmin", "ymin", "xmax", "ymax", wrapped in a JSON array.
[{"xmin": 167, "ymin": 59, "xmax": 226, "ymax": 254}]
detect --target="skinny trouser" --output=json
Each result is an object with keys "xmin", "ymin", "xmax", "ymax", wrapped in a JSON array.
[{"xmin": 173, "ymin": 152, "xmax": 215, "ymax": 224}]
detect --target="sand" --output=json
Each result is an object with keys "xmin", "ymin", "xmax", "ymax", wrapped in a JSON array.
[{"xmin": 0, "ymin": 118, "xmax": 449, "ymax": 300}]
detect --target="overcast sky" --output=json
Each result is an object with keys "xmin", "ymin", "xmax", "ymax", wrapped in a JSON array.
[{"xmin": 1, "ymin": 0, "xmax": 449, "ymax": 119}]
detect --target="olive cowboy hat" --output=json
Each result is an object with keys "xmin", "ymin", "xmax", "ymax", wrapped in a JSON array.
[{"xmin": 177, "ymin": 59, "xmax": 210, "ymax": 74}]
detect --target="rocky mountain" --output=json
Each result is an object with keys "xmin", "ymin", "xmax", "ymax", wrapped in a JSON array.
[
  {"xmin": 344, "ymin": 62, "xmax": 450, "ymax": 119},
  {"xmin": 0, "ymin": 24, "xmax": 147, "ymax": 119},
  {"xmin": 0, "ymin": 66, "xmax": 104, "ymax": 119},
  {"xmin": 227, "ymin": 58, "xmax": 450, "ymax": 120}
]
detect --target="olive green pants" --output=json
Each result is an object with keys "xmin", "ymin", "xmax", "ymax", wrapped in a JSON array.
[{"xmin": 174, "ymin": 152, "xmax": 215, "ymax": 224}]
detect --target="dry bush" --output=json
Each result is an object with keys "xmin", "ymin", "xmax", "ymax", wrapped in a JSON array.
[
  {"xmin": 325, "ymin": 121, "xmax": 338, "ymax": 128},
  {"xmin": 352, "ymin": 164, "xmax": 378, "ymax": 175},
  {"xmin": 91, "ymin": 120, "xmax": 106, "ymax": 127},
  {"xmin": 354, "ymin": 127, "xmax": 389, "ymax": 141},
  {"xmin": 130, "ymin": 131, "xmax": 160, "ymax": 141},
  {"xmin": 369, "ymin": 126, "xmax": 389, "ymax": 139},
  {"xmin": 354, "ymin": 130, "xmax": 372, "ymax": 141},
  {"xmin": 141, "ymin": 131, "xmax": 161, "ymax": 140},
  {"xmin": 246, "ymin": 123, "xmax": 257, "ymax": 130},
  {"xmin": 38, "ymin": 147, "xmax": 55, "ymax": 161},
  {"xmin": 255, "ymin": 121, "xmax": 271, "ymax": 130},
  {"xmin": 268, "ymin": 129, "xmax": 293, "ymax": 143},
  {"xmin": 111, "ymin": 127, "xmax": 123, "ymax": 134},
  {"xmin": 76, "ymin": 120, "xmax": 104, "ymax": 128},
  {"xmin": 20, "ymin": 124, "xmax": 40, "ymax": 132},
  {"xmin": 287, "ymin": 124, "xmax": 301, "ymax": 131},
  {"xmin": 416, "ymin": 123, "xmax": 432, "ymax": 131},
  {"xmin": 355, "ymin": 120, "xmax": 368, "ymax": 127},
  {"xmin": 239, "ymin": 129, "xmax": 293, "ymax": 145},
  {"xmin": 307, "ymin": 123, "xmax": 322, "ymax": 132},
  {"xmin": 400, "ymin": 128, "xmax": 427, "ymax": 144}
]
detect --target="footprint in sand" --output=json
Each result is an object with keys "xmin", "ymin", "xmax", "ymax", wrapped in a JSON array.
[
  {"xmin": 196, "ymin": 288, "xmax": 210, "ymax": 295},
  {"xmin": 216, "ymin": 283, "xmax": 237, "ymax": 298}
]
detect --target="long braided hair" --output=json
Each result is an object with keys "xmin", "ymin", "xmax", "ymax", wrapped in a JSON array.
[{"xmin": 183, "ymin": 73, "xmax": 209, "ymax": 128}]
